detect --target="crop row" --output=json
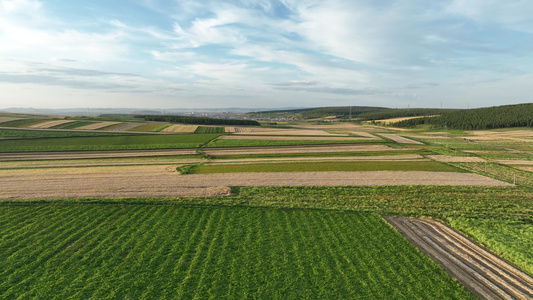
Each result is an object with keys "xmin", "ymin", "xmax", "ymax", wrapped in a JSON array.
[
  {"xmin": 0, "ymin": 134, "xmax": 222, "ymax": 152},
  {"xmin": 0, "ymin": 205, "xmax": 473, "ymax": 299}
]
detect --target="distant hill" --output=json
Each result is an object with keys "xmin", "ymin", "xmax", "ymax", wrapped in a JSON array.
[
  {"xmin": 393, "ymin": 103, "xmax": 533, "ymax": 130},
  {"xmin": 249, "ymin": 106, "xmax": 453, "ymax": 120}
]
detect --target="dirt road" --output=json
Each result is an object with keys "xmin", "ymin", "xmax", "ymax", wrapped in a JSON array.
[{"xmin": 386, "ymin": 217, "xmax": 533, "ymax": 300}]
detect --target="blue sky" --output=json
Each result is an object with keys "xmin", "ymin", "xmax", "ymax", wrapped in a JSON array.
[{"xmin": 1, "ymin": 0, "xmax": 532, "ymax": 109}]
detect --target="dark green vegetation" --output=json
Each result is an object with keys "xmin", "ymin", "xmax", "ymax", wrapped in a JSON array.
[
  {"xmin": 54, "ymin": 121, "xmax": 97, "ymax": 129},
  {"xmin": 0, "ymin": 205, "xmax": 474, "ymax": 299},
  {"xmin": 0, "ymin": 133, "xmax": 221, "ymax": 152},
  {"xmin": 357, "ymin": 108, "xmax": 456, "ymax": 121},
  {"xmin": 249, "ymin": 106, "xmax": 453, "ymax": 120},
  {"xmin": 192, "ymin": 161, "xmax": 462, "ymax": 174},
  {"xmin": 395, "ymin": 103, "xmax": 533, "ymax": 130},
  {"xmin": 138, "ymin": 114, "xmax": 260, "ymax": 126},
  {"xmin": 0, "ymin": 129, "xmax": 124, "ymax": 139},
  {"xmin": 447, "ymin": 217, "xmax": 533, "ymax": 275},
  {"xmin": 128, "ymin": 123, "xmax": 171, "ymax": 132},
  {"xmin": 209, "ymin": 149, "xmax": 429, "ymax": 160},
  {"xmin": 0, "ymin": 118, "xmax": 46, "ymax": 128},
  {"xmin": 194, "ymin": 126, "xmax": 225, "ymax": 134}
]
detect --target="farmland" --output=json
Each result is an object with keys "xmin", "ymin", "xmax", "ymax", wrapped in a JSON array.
[
  {"xmin": 0, "ymin": 110, "xmax": 532, "ymax": 298},
  {"xmin": 0, "ymin": 205, "xmax": 473, "ymax": 299}
]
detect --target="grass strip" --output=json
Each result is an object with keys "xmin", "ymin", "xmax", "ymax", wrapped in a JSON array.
[{"xmin": 193, "ymin": 160, "xmax": 464, "ymax": 174}]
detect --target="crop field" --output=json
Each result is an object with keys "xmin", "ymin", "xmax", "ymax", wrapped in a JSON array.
[
  {"xmin": 194, "ymin": 126, "xmax": 225, "ymax": 134},
  {"xmin": 192, "ymin": 160, "xmax": 463, "ymax": 174},
  {"xmin": 162, "ymin": 124, "xmax": 199, "ymax": 133},
  {"xmin": 128, "ymin": 123, "xmax": 171, "ymax": 132},
  {"xmin": 205, "ymin": 138, "xmax": 376, "ymax": 147},
  {"xmin": 56, "ymin": 121, "xmax": 98, "ymax": 129},
  {"xmin": 0, "ymin": 133, "xmax": 221, "ymax": 152},
  {"xmin": 447, "ymin": 217, "xmax": 533, "ymax": 275},
  {"xmin": 0, "ymin": 118, "xmax": 48, "ymax": 128},
  {"xmin": 26, "ymin": 120, "xmax": 74, "ymax": 129},
  {"xmin": 0, "ymin": 205, "xmax": 473, "ymax": 299}
]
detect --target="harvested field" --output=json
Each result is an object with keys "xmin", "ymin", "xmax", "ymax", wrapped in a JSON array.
[
  {"xmin": 374, "ymin": 116, "xmax": 433, "ymax": 124},
  {"xmin": 162, "ymin": 124, "xmax": 198, "ymax": 133},
  {"xmin": 76, "ymin": 122, "xmax": 121, "ymax": 130},
  {"xmin": 0, "ymin": 167, "xmax": 512, "ymax": 200},
  {"xmin": 349, "ymin": 131, "xmax": 380, "ymax": 139},
  {"xmin": 235, "ymin": 128, "xmax": 349, "ymax": 136},
  {"xmin": 0, "ymin": 117, "xmax": 22, "ymax": 124},
  {"xmin": 27, "ymin": 120, "xmax": 74, "ymax": 129},
  {"xmin": 218, "ymin": 135, "xmax": 363, "ymax": 141},
  {"xmin": 106, "ymin": 122, "xmax": 144, "ymax": 131},
  {"xmin": 427, "ymin": 155, "xmax": 486, "ymax": 163},
  {"xmin": 380, "ymin": 134, "xmax": 424, "ymax": 144},
  {"xmin": 386, "ymin": 217, "xmax": 533, "ymax": 300},
  {"xmin": 203, "ymin": 144, "xmax": 402, "ymax": 156}
]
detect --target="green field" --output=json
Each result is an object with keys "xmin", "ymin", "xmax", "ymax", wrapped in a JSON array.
[
  {"xmin": 447, "ymin": 217, "xmax": 533, "ymax": 275},
  {"xmin": 0, "ymin": 129, "xmax": 125, "ymax": 139},
  {"xmin": 128, "ymin": 123, "xmax": 171, "ymax": 132},
  {"xmin": 194, "ymin": 126, "xmax": 225, "ymax": 134},
  {"xmin": 192, "ymin": 160, "xmax": 463, "ymax": 174},
  {"xmin": 0, "ymin": 133, "xmax": 222, "ymax": 152},
  {"xmin": 0, "ymin": 205, "xmax": 473, "ymax": 299},
  {"xmin": 209, "ymin": 149, "xmax": 428, "ymax": 160},
  {"xmin": 0, "ymin": 119, "xmax": 48, "ymax": 128}
]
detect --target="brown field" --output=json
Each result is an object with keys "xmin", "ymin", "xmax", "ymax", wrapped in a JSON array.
[
  {"xmin": 162, "ymin": 124, "xmax": 198, "ymax": 133},
  {"xmin": 0, "ymin": 117, "xmax": 22, "ymax": 124},
  {"xmin": 427, "ymin": 155, "xmax": 486, "ymax": 163},
  {"xmin": 380, "ymin": 134, "xmax": 424, "ymax": 144},
  {"xmin": 218, "ymin": 135, "xmax": 365, "ymax": 141},
  {"xmin": 387, "ymin": 217, "xmax": 533, "ymax": 299},
  {"xmin": 76, "ymin": 121, "xmax": 122, "ymax": 130},
  {"xmin": 27, "ymin": 120, "xmax": 75, "ymax": 129},
  {"xmin": 234, "ymin": 128, "xmax": 350, "ymax": 136},
  {"xmin": 0, "ymin": 167, "xmax": 511, "ymax": 200}
]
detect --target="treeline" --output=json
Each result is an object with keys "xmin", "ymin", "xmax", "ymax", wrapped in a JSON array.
[
  {"xmin": 136, "ymin": 115, "xmax": 260, "ymax": 126},
  {"xmin": 252, "ymin": 106, "xmax": 388, "ymax": 119},
  {"xmin": 357, "ymin": 108, "xmax": 456, "ymax": 121},
  {"xmin": 393, "ymin": 103, "xmax": 533, "ymax": 130}
]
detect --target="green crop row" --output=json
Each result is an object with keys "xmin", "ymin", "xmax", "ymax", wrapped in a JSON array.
[
  {"xmin": 194, "ymin": 126, "xmax": 225, "ymax": 134},
  {"xmin": 205, "ymin": 138, "xmax": 377, "ymax": 148},
  {"xmin": 192, "ymin": 160, "xmax": 464, "ymax": 174},
  {"xmin": 0, "ymin": 134, "xmax": 222, "ymax": 152},
  {"xmin": 0, "ymin": 205, "xmax": 473, "ymax": 299}
]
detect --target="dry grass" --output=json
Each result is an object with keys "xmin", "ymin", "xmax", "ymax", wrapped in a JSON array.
[
  {"xmin": 27, "ymin": 120, "xmax": 75, "ymax": 129},
  {"xmin": 76, "ymin": 122, "xmax": 122, "ymax": 130},
  {"xmin": 380, "ymin": 134, "xmax": 424, "ymax": 144},
  {"xmin": 0, "ymin": 166, "xmax": 511, "ymax": 200},
  {"xmin": 162, "ymin": 124, "xmax": 199, "ymax": 133},
  {"xmin": 427, "ymin": 155, "xmax": 486, "ymax": 163},
  {"xmin": 0, "ymin": 117, "xmax": 22, "ymax": 124}
]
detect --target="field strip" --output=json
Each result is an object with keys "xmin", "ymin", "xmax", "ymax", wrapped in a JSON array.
[
  {"xmin": 218, "ymin": 135, "xmax": 368, "ymax": 141},
  {"xmin": 349, "ymin": 131, "xmax": 381, "ymax": 139},
  {"xmin": 0, "ymin": 117, "xmax": 22, "ymax": 124},
  {"xmin": 203, "ymin": 144, "xmax": 404, "ymax": 155},
  {"xmin": 386, "ymin": 217, "xmax": 533, "ymax": 300},
  {"xmin": 208, "ymin": 154, "xmax": 424, "ymax": 164},
  {"xmin": 0, "ymin": 149, "xmax": 198, "ymax": 161},
  {"xmin": 75, "ymin": 122, "xmax": 122, "ymax": 130},
  {"xmin": 234, "ymin": 129, "xmax": 349, "ymax": 136},
  {"xmin": 0, "ymin": 168, "xmax": 512, "ymax": 200},
  {"xmin": 427, "ymin": 155, "xmax": 487, "ymax": 162},
  {"xmin": 26, "ymin": 120, "xmax": 74, "ymax": 129},
  {"xmin": 0, "ymin": 159, "xmax": 205, "ymax": 169},
  {"xmin": 162, "ymin": 124, "xmax": 198, "ymax": 133},
  {"xmin": 380, "ymin": 134, "xmax": 424, "ymax": 144},
  {"xmin": 495, "ymin": 160, "xmax": 533, "ymax": 165},
  {"xmin": 105, "ymin": 122, "xmax": 145, "ymax": 131}
]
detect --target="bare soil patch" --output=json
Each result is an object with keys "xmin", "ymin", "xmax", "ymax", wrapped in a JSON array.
[
  {"xmin": 0, "ymin": 167, "xmax": 511, "ymax": 200},
  {"xmin": 386, "ymin": 217, "xmax": 533, "ymax": 300},
  {"xmin": 427, "ymin": 155, "xmax": 486, "ymax": 163}
]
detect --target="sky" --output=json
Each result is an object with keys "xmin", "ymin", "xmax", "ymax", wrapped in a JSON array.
[{"xmin": 1, "ymin": 0, "xmax": 532, "ymax": 109}]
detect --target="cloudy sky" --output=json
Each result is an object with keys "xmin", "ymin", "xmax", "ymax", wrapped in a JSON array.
[{"xmin": 1, "ymin": 0, "xmax": 532, "ymax": 109}]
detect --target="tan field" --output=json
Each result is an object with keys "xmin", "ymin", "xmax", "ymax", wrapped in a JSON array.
[
  {"xmin": 27, "ymin": 120, "xmax": 75, "ymax": 129},
  {"xmin": 76, "ymin": 121, "xmax": 122, "ymax": 130},
  {"xmin": 162, "ymin": 124, "xmax": 199, "ymax": 133}
]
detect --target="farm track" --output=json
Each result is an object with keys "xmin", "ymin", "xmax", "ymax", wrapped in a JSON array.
[
  {"xmin": 0, "ymin": 167, "xmax": 512, "ymax": 200},
  {"xmin": 386, "ymin": 217, "xmax": 533, "ymax": 300}
]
